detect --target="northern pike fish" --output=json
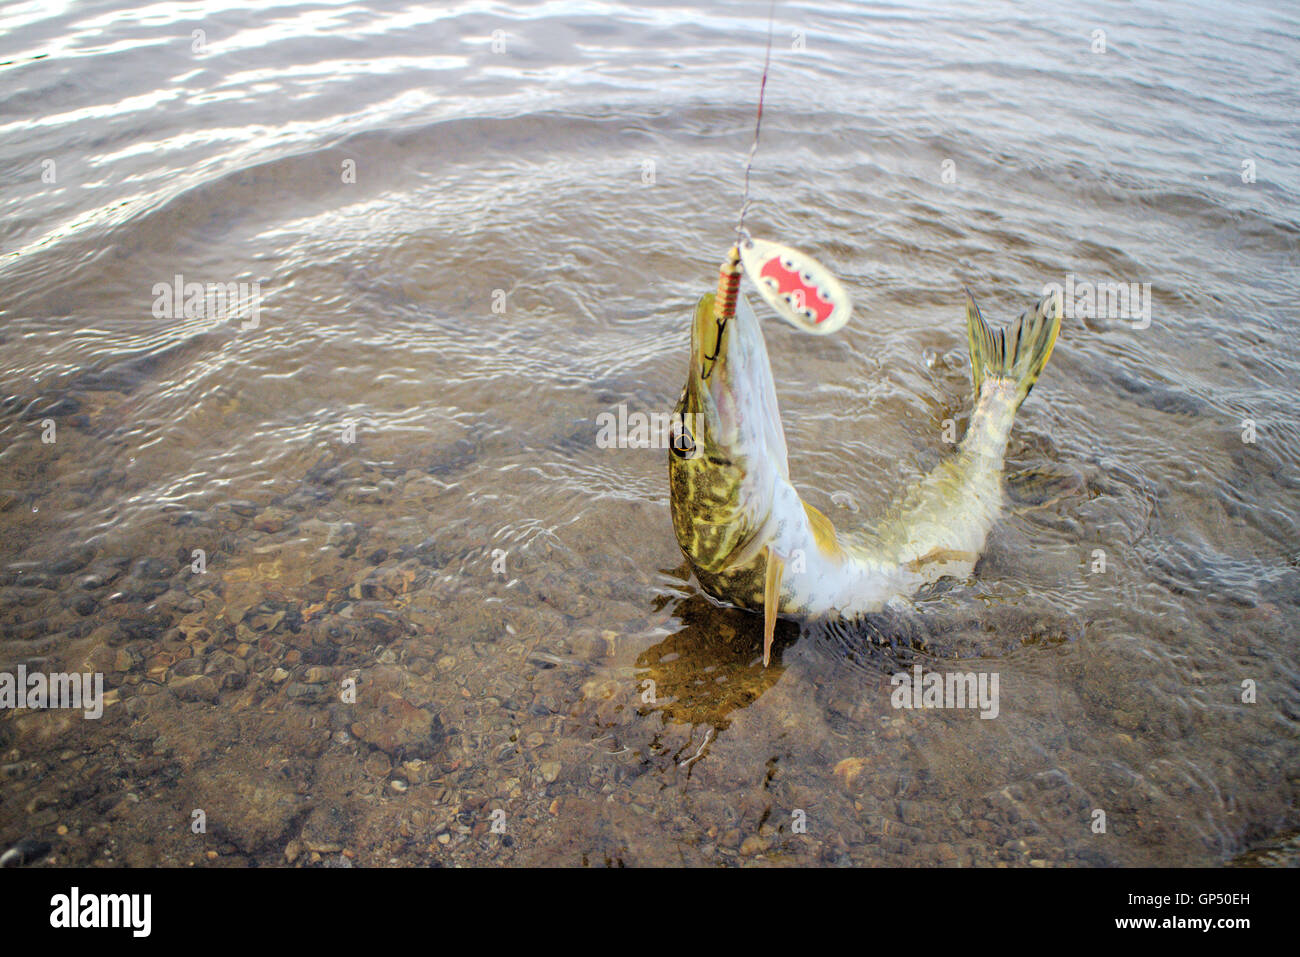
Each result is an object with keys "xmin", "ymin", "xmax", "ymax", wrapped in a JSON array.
[{"xmin": 668, "ymin": 270, "xmax": 1062, "ymax": 665}]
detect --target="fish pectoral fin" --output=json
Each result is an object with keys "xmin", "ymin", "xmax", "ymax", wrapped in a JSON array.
[
  {"xmin": 763, "ymin": 548, "xmax": 786, "ymax": 667},
  {"xmin": 903, "ymin": 547, "xmax": 979, "ymax": 573},
  {"xmin": 801, "ymin": 501, "xmax": 843, "ymax": 560}
]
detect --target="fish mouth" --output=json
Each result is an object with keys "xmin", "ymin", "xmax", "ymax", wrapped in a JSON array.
[
  {"xmin": 681, "ymin": 290, "xmax": 789, "ymax": 470},
  {"xmin": 684, "ymin": 292, "xmax": 745, "ymax": 442},
  {"xmin": 688, "ymin": 293, "xmax": 728, "ymax": 398}
]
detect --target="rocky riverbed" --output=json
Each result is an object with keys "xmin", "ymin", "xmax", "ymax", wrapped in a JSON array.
[{"xmin": 2, "ymin": 388, "xmax": 1295, "ymax": 867}]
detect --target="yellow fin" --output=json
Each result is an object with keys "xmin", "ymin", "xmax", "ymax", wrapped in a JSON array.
[
  {"xmin": 965, "ymin": 288, "xmax": 1062, "ymax": 407},
  {"xmin": 802, "ymin": 501, "xmax": 842, "ymax": 559},
  {"xmin": 763, "ymin": 548, "xmax": 785, "ymax": 667}
]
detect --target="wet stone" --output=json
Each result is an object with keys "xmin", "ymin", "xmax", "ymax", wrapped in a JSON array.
[
  {"xmin": 281, "ymin": 486, "xmax": 330, "ymax": 511},
  {"xmin": 168, "ymin": 593, "xmax": 203, "ymax": 614},
  {"xmin": 363, "ymin": 751, "xmax": 392, "ymax": 777},
  {"xmin": 0, "ymin": 587, "xmax": 47, "ymax": 607},
  {"xmin": 171, "ymin": 658, "xmax": 202, "ymax": 678},
  {"xmin": 189, "ymin": 761, "xmax": 311, "ymax": 855},
  {"xmin": 300, "ymin": 645, "xmax": 339, "ymax": 666},
  {"xmin": 740, "ymin": 836, "xmax": 769, "ymax": 856},
  {"xmin": 15, "ymin": 571, "xmax": 56, "ymax": 589},
  {"xmin": 118, "ymin": 616, "xmax": 170, "ymax": 643},
  {"xmin": 170, "ymin": 674, "xmax": 219, "ymax": 704},
  {"xmin": 286, "ymin": 682, "xmax": 327, "ymax": 702},
  {"xmin": 131, "ymin": 557, "xmax": 173, "ymax": 580},
  {"xmin": 114, "ymin": 648, "xmax": 142, "ymax": 672},
  {"xmin": 124, "ymin": 580, "xmax": 169, "ymax": 601},
  {"xmin": 570, "ymin": 632, "xmax": 609, "ymax": 661},
  {"xmin": 253, "ymin": 508, "xmax": 293, "ymax": 533},
  {"xmin": 76, "ymin": 565, "xmax": 122, "ymax": 589},
  {"xmin": 0, "ymin": 837, "xmax": 53, "ymax": 868},
  {"xmin": 350, "ymin": 692, "xmax": 444, "ymax": 760},
  {"xmin": 49, "ymin": 547, "xmax": 95, "ymax": 575},
  {"xmin": 402, "ymin": 536, "xmax": 447, "ymax": 567}
]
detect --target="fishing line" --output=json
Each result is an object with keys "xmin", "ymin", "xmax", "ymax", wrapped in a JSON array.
[
  {"xmin": 735, "ymin": 0, "xmax": 777, "ymax": 249},
  {"xmin": 702, "ymin": 4, "xmax": 776, "ymax": 378},
  {"xmin": 696, "ymin": 0, "xmax": 847, "ymax": 369},
  {"xmin": 704, "ymin": 0, "xmax": 851, "ymax": 351}
]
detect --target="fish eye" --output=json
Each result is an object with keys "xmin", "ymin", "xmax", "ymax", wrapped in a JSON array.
[{"xmin": 670, "ymin": 422, "xmax": 696, "ymax": 457}]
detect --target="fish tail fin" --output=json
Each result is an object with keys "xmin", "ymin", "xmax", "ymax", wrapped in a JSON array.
[{"xmin": 964, "ymin": 288, "xmax": 1062, "ymax": 408}]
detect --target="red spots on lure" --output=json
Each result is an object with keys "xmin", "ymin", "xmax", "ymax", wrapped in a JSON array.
[{"xmin": 758, "ymin": 257, "xmax": 834, "ymax": 324}]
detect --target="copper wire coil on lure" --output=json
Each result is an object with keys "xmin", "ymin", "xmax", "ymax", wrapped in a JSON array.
[
  {"xmin": 701, "ymin": 246, "xmax": 742, "ymax": 379},
  {"xmin": 713, "ymin": 247, "xmax": 741, "ymax": 324}
]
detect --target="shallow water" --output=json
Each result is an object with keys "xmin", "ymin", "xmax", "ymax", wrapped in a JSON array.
[{"xmin": 1, "ymin": 0, "xmax": 1297, "ymax": 866}]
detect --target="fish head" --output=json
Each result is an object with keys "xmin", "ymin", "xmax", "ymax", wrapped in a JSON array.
[{"xmin": 668, "ymin": 291, "xmax": 789, "ymax": 575}]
